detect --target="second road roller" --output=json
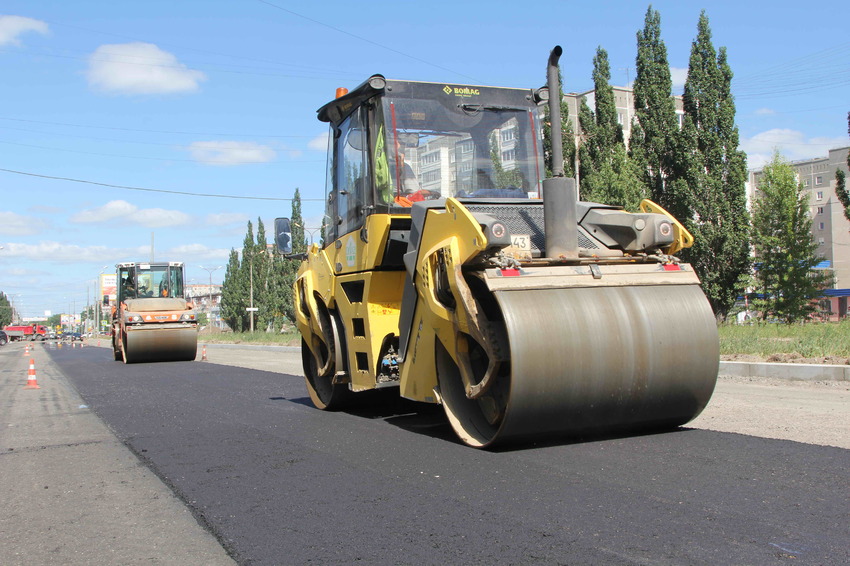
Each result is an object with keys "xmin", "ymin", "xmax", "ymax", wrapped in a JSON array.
[
  {"xmin": 111, "ymin": 261, "xmax": 198, "ymax": 363},
  {"xmin": 276, "ymin": 46, "xmax": 718, "ymax": 448}
]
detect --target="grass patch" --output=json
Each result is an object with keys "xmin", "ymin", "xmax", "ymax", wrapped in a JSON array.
[
  {"xmin": 198, "ymin": 320, "xmax": 850, "ymax": 358},
  {"xmin": 197, "ymin": 329, "xmax": 301, "ymax": 346},
  {"xmin": 719, "ymin": 320, "xmax": 850, "ymax": 358}
]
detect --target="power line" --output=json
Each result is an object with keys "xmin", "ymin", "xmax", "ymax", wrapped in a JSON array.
[
  {"xmin": 0, "ymin": 116, "xmax": 313, "ymax": 139},
  {"xmin": 0, "ymin": 139, "xmax": 324, "ymax": 165},
  {"xmin": 254, "ymin": 0, "xmax": 479, "ymax": 82},
  {"xmin": 0, "ymin": 168, "xmax": 325, "ymax": 201}
]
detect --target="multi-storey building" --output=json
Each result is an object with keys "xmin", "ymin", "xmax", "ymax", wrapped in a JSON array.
[
  {"xmin": 186, "ymin": 284, "xmax": 223, "ymax": 328},
  {"xmin": 747, "ymin": 146, "xmax": 850, "ymax": 318}
]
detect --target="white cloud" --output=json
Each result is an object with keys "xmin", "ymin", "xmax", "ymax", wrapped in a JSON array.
[
  {"xmin": 70, "ymin": 200, "xmax": 137, "ymax": 223},
  {"xmin": 669, "ymin": 67, "xmax": 688, "ymax": 92},
  {"xmin": 0, "ymin": 241, "xmax": 126, "ymax": 263},
  {"xmin": 133, "ymin": 208, "xmax": 192, "ymax": 228},
  {"xmin": 0, "ymin": 211, "xmax": 48, "ymax": 235},
  {"xmin": 308, "ymin": 132, "xmax": 330, "ymax": 151},
  {"xmin": 741, "ymin": 129, "xmax": 847, "ymax": 169},
  {"xmin": 0, "ymin": 16, "xmax": 48, "ymax": 47},
  {"xmin": 70, "ymin": 200, "xmax": 191, "ymax": 228},
  {"xmin": 168, "ymin": 244, "xmax": 230, "ymax": 261},
  {"xmin": 754, "ymin": 108, "xmax": 775, "ymax": 116},
  {"xmin": 0, "ymin": 241, "xmax": 227, "ymax": 264},
  {"xmin": 187, "ymin": 141, "xmax": 276, "ymax": 166},
  {"xmin": 205, "ymin": 212, "xmax": 249, "ymax": 226},
  {"xmin": 86, "ymin": 42, "xmax": 206, "ymax": 95}
]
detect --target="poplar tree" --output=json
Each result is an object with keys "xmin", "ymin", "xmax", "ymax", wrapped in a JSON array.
[
  {"xmin": 677, "ymin": 11, "xmax": 751, "ymax": 319},
  {"xmin": 834, "ymin": 112, "xmax": 850, "ymax": 221},
  {"xmin": 277, "ymin": 188, "xmax": 305, "ymax": 324},
  {"xmin": 752, "ymin": 153, "xmax": 832, "ymax": 323},
  {"xmin": 629, "ymin": 6, "xmax": 681, "ymax": 214},
  {"xmin": 220, "ymin": 248, "xmax": 243, "ymax": 331},
  {"xmin": 0, "ymin": 292, "xmax": 12, "ymax": 327},
  {"xmin": 254, "ymin": 218, "xmax": 274, "ymax": 331},
  {"xmin": 578, "ymin": 47, "xmax": 644, "ymax": 210}
]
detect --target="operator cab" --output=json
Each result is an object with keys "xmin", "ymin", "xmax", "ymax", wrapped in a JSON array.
[
  {"xmin": 117, "ymin": 262, "xmax": 186, "ymax": 303},
  {"xmin": 316, "ymin": 76, "xmax": 547, "ymax": 244}
]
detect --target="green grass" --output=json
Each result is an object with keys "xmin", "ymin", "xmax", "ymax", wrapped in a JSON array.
[
  {"xmin": 199, "ymin": 321, "xmax": 850, "ymax": 358},
  {"xmin": 197, "ymin": 329, "xmax": 301, "ymax": 346},
  {"xmin": 719, "ymin": 320, "xmax": 850, "ymax": 358}
]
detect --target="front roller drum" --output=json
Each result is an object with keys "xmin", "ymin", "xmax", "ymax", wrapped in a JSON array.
[
  {"xmin": 122, "ymin": 326, "xmax": 198, "ymax": 363},
  {"xmin": 437, "ymin": 284, "xmax": 719, "ymax": 448}
]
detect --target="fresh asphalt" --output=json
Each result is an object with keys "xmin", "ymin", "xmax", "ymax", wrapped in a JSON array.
[{"xmin": 1, "ymin": 340, "xmax": 847, "ymax": 565}]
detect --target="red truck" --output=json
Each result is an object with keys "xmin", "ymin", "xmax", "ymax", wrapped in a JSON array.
[{"xmin": 3, "ymin": 324, "xmax": 48, "ymax": 341}]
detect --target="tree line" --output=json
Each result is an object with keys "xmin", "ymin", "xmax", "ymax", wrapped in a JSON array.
[
  {"xmin": 544, "ymin": 6, "xmax": 839, "ymax": 323},
  {"xmin": 219, "ymin": 188, "xmax": 307, "ymax": 333}
]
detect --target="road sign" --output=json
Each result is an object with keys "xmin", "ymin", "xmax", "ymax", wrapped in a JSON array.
[{"xmin": 246, "ymin": 307, "xmax": 259, "ymax": 312}]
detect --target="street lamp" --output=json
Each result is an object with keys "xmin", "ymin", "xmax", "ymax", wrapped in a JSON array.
[
  {"xmin": 199, "ymin": 265, "xmax": 222, "ymax": 330},
  {"xmin": 291, "ymin": 221, "xmax": 322, "ymax": 246},
  {"xmin": 96, "ymin": 265, "xmax": 108, "ymax": 336}
]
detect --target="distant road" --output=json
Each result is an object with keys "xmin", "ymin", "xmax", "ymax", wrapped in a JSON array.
[{"xmin": 45, "ymin": 345, "xmax": 850, "ymax": 565}]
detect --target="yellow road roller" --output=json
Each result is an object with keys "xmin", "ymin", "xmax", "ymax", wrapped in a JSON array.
[
  {"xmin": 111, "ymin": 261, "xmax": 198, "ymax": 363},
  {"xmin": 277, "ymin": 47, "xmax": 718, "ymax": 447}
]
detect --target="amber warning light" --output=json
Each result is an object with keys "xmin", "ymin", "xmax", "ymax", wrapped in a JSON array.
[{"xmin": 335, "ymin": 87, "xmax": 349, "ymax": 99}]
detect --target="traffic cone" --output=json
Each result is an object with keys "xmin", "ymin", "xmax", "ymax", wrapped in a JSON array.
[
  {"xmin": 72, "ymin": 341, "xmax": 76, "ymax": 349},
  {"xmin": 24, "ymin": 344, "xmax": 30, "ymax": 357},
  {"xmin": 201, "ymin": 344, "xmax": 208, "ymax": 362},
  {"xmin": 24, "ymin": 358, "xmax": 40, "ymax": 389}
]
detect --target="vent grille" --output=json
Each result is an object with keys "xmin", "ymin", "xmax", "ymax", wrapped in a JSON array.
[{"xmin": 465, "ymin": 203, "xmax": 598, "ymax": 253}]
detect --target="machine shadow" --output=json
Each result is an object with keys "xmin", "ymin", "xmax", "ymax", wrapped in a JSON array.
[{"xmin": 283, "ymin": 390, "xmax": 698, "ymax": 449}]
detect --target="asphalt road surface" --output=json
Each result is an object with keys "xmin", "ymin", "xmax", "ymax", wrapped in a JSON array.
[{"xmin": 44, "ymin": 345, "xmax": 849, "ymax": 565}]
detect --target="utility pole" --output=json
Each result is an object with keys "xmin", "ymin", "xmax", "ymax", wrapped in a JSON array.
[{"xmin": 249, "ymin": 252, "xmax": 255, "ymax": 333}]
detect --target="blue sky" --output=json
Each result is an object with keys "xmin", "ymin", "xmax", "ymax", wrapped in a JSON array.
[{"xmin": 1, "ymin": 0, "xmax": 848, "ymax": 321}]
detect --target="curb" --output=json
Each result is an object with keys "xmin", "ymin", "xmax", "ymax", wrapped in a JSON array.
[{"xmin": 719, "ymin": 361, "xmax": 850, "ymax": 381}]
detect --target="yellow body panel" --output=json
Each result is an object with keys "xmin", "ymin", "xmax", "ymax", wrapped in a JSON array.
[
  {"xmin": 295, "ymin": 213, "xmax": 407, "ymax": 392},
  {"xmin": 398, "ymin": 199, "xmax": 488, "ymax": 402}
]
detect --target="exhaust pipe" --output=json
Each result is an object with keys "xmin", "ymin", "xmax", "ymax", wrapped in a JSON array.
[{"xmin": 542, "ymin": 45, "xmax": 579, "ymax": 259}]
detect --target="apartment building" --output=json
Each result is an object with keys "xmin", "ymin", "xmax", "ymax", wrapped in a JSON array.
[{"xmin": 748, "ymin": 146, "xmax": 850, "ymax": 317}]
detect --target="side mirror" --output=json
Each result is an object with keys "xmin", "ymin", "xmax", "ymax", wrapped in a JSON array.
[{"xmin": 274, "ymin": 217, "xmax": 292, "ymax": 254}]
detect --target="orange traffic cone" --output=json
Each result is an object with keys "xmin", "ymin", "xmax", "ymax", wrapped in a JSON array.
[
  {"xmin": 24, "ymin": 344, "xmax": 30, "ymax": 357},
  {"xmin": 24, "ymin": 358, "xmax": 40, "ymax": 389},
  {"xmin": 201, "ymin": 344, "xmax": 208, "ymax": 362}
]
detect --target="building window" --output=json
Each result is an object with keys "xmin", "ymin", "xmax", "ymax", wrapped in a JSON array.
[
  {"xmin": 816, "ymin": 175, "xmax": 823, "ymax": 185},
  {"xmin": 460, "ymin": 140, "xmax": 474, "ymax": 154},
  {"xmin": 817, "ymin": 206, "xmax": 824, "ymax": 214},
  {"xmin": 819, "ymin": 238, "xmax": 825, "ymax": 245},
  {"xmin": 819, "ymin": 222, "xmax": 825, "ymax": 230},
  {"xmin": 500, "ymin": 128, "xmax": 516, "ymax": 142},
  {"xmin": 816, "ymin": 191, "xmax": 824, "ymax": 200},
  {"xmin": 803, "ymin": 179, "xmax": 809, "ymax": 187},
  {"xmin": 501, "ymin": 149, "xmax": 516, "ymax": 162},
  {"xmin": 421, "ymin": 151, "xmax": 440, "ymax": 165},
  {"xmin": 421, "ymin": 169, "xmax": 441, "ymax": 184}
]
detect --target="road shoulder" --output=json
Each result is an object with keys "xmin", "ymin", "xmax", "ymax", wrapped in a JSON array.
[{"xmin": 0, "ymin": 343, "xmax": 235, "ymax": 566}]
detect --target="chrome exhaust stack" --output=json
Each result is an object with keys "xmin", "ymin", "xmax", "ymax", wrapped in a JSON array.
[{"xmin": 542, "ymin": 45, "xmax": 579, "ymax": 260}]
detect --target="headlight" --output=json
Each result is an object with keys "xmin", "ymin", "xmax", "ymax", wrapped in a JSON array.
[{"xmin": 180, "ymin": 313, "xmax": 196, "ymax": 321}]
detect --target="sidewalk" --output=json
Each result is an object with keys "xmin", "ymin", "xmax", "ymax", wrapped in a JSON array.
[{"xmin": 0, "ymin": 341, "xmax": 234, "ymax": 566}]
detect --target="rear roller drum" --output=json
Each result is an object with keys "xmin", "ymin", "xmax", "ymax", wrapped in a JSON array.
[{"xmin": 302, "ymin": 337, "xmax": 350, "ymax": 410}]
